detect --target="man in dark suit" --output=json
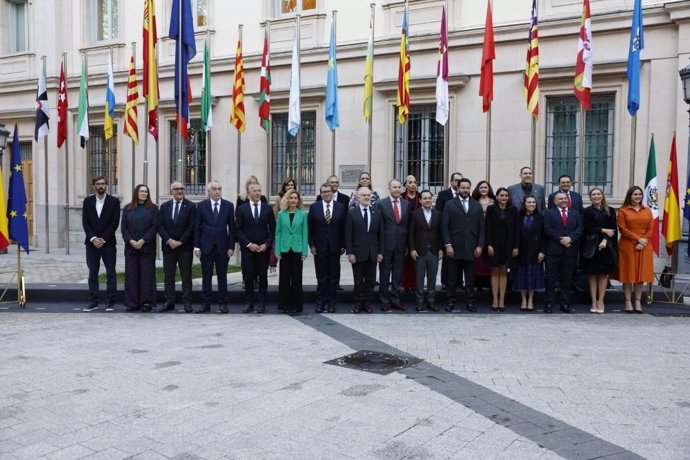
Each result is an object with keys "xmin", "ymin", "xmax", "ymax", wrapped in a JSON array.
[
  {"xmin": 316, "ymin": 175, "xmax": 350, "ymax": 207},
  {"xmin": 508, "ymin": 166, "xmax": 546, "ymax": 214},
  {"xmin": 408, "ymin": 190, "xmax": 443, "ymax": 312},
  {"xmin": 543, "ymin": 192, "xmax": 583, "ymax": 313},
  {"xmin": 82, "ymin": 176, "xmax": 121, "ymax": 312},
  {"xmin": 194, "ymin": 180, "xmax": 235, "ymax": 314},
  {"xmin": 377, "ymin": 179, "xmax": 410, "ymax": 311},
  {"xmin": 435, "ymin": 172, "xmax": 462, "ymax": 290},
  {"xmin": 547, "ymin": 174, "xmax": 584, "ymax": 213},
  {"xmin": 308, "ymin": 182, "xmax": 346, "ymax": 313},
  {"xmin": 442, "ymin": 178, "xmax": 485, "ymax": 312},
  {"xmin": 236, "ymin": 182, "xmax": 275, "ymax": 313},
  {"xmin": 158, "ymin": 181, "xmax": 196, "ymax": 313},
  {"xmin": 345, "ymin": 187, "xmax": 383, "ymax": 313}
]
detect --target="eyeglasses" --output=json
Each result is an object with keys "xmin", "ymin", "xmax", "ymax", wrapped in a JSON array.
[{"xmin": 172, "ymin": 187, "xmax": 185, "ymax": 191}]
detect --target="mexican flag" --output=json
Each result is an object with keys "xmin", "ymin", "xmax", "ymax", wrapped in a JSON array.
[{"xmin": 644, "ymin": 136, "xmax": 660, "ymax": 255}]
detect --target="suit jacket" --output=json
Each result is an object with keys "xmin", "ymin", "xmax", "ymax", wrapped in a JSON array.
[
  {"xmin": 516, "ymin": 212, "xmax": 546, "ymax": 265},
  {"xmin": 308, "ymin": 200, "xmax": 346, "ymax": 255},
  {"xmin": 235, "ymin": 201, "xmax": 276, "ymax": 249},
  {"xmin": 121, "ymin": 205, "xmax": 159, "ymax": 256},
  {"xmin": 378, "ymin": 196, "xmax": 410, "ymax": 253},
  {"xmin": 82, "ymin": 194, "xmax": 121, "ymax": 246},
  {"xmin": 543, "ymin": 207, "xmax": 583, "ymax": 256},
  {"xmin": 507, "ymin": 183, "xmax": 546, "ymax": 214},
  {"xmin": 316, "ymin": 190, "xmax": 349, "ymax": 207},
  {"xmin": 485, "ymin": 205, "xmax": 519, "ymax": 253},
  {"xmin": 345, "ymin": 205, "xmax": 384, "ymax": 262},
  {"xmin": 194, "ymin": 199, "xmax": 236, "ymax": 255},
  {"xmin": 408, "ymin": 207, "xmax": 442, "ymax": 257},
  {"xmin": 274, "ymin": 209, "xmax": 309, "ymax": 256},
  {"xmin": 547, "ymin": 190, "xmax": 584, "ymax": 213},
  {"xmin": 441, "ymin": 196, "xmax": 485, "ymax": 260},
  {"xmin": 435, "ymin": 187, "xmax": 455, "ymax": 212},
  {"xmin": 158, "ymin": 198, "xmax": 196, "ymax": 252}
]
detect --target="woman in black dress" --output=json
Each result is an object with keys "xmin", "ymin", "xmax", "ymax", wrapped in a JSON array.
[
  {"xmin": 581, "ymin": 187, "xmax": 618, "ymax": 314},
  {"xmin": 514, "ymin": 196, "xmax": 545, "ymax": 311},
  {"xmin": 485, "ymin": 187, "xmax": 519, "ymax": 311}
]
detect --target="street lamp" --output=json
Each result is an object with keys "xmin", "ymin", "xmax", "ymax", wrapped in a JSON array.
[
  {"xmin": 679, "ymin": 63, "xmax": 690, "ymax": 252},
  {"xmin": 0, "ymin": 123, "xmax": 9, "ymax": 165}
]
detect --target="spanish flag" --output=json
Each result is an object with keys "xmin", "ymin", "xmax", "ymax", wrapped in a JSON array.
[
  {"xmin": 0, "ymin": 161, "xmax": 9, "ymax": 251},
  {"xmin": 662, "ymin": 134, "xmax": 681, "ymax": 255}
]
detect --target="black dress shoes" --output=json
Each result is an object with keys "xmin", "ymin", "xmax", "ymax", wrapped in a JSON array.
[
  {"xmin": 544, "ymin": 304, "xmax": 553, "ymax": 314},
  {"xmin": 255, "ymin": 305, "xmax": 266, "ymax": 314},
  {"xmin": 219, "ymin": 304, "xmax": 229, "ymax": 314},
  {"xmin": 428, "ymin": 302, "xmax": 439, "ymax": 312},
  {"xmin": 364, "ymin": 304, "xmax": 373, "ymax": 313},
  {"xmin": 183, "ymin": 304, "xmax": 193, "ymax": 313},
  {"xmin": 391, "ymin": 303, "xmax": 406, "ymax": 311},
  {"xmin": 157, "ymin": 304, "xmax": 174, "ymax": 313},
  {"xmin": 327, "ymin": 306, "xmax": 336, "ymax": 313},
  {"xmin": 560, "ymin": 305, "xmax": 574, "ymax": 314},
  {"xmin": 352, "ymin": 305, "xmax": 362, "ymax": 314},
  {"xmin": 315, "ymin": 305, "xmax": 325, "ymax": 313},
  {"xmin": 242, "ymin": 305, "xmax": 254, "ymax": 314},
  {"xmin": 380, "ymin": 303, "xmax": 390, "ymax": 312},
  {"xmin": 196, "ymin": 304, "xmax": 211, "ymax": 314},
  {"xmin": 466, "ymin": 303, "xmax": 477, "ymax": 313},
  {"xmin": 445, "ymin": 304, "xmax": 455, "ymax": 312}
]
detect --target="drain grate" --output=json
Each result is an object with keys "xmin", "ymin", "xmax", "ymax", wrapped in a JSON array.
[{"xmin": 324, "ymin": 350, "xmax": 422, "ymax": 375}]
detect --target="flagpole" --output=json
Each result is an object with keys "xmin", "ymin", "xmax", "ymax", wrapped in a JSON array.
[
  {"xmin": 154, "ymin": 43, "xmax": 160, "ymax": 212},
  {"xmin": 295, "ymin": 14, "xmax": 302, "ymax": 188},
  {"xmin": 578, "ymin": 105, "xmax": 586, "ymax": 195},
  {"xmin": 629, "ymin": 115, "xmax": 637, "ymax": 187},
  {"xmin": 264, "ymin": 22, "xmax": 271, "ymax": 198},
  {"xmin": 402, "ymin": 1, "xmax": 409, "ymax": 180},
  {"xmin": 330, "ymin": 10, "xmax": 337, "ymax": 177},
  {"xmin": 530, "ymin": 117, "xmax": 536, "ymax": 172},
  {"xmin": 17, "ymin": 243, "xmax": 25, "ymax": 307},
  {"xmin": 367, "ymin": 3, "xmax": 375, "ymax": 172},
  {"xmin": 107, "ymin": 47, "xmax": 114, "ymax": 196},
  {"xmin": 41, "ymin": 56, "xmax": 50, "ymax": 254},
  {"xmin": 206, "ymin": 30, "xmax": 213, "ymax": 193},
  {"xmin": 176, "ymin": 0, "xmax": 183, "ymax": 183},
  {"xmin": 236, "ymin": 24, "xmax": 243, "ymax": 193},
  {"xmin": 486, "ymin": 109, "xmax": 492, "ymax": 182},
  {"xmin": 63, "ymin": 52, "xmax": 70, "ymax": 255},
  {"xmin": 130, "ymin": 42, "xmax": 137, "ymax": 189}
]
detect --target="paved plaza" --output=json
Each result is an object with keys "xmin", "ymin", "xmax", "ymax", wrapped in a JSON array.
[{"xmin": 1, "ymin": 247, "xmax": 690, "ymax": 458}]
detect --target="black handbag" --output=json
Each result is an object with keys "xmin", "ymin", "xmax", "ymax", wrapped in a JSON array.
[{"xmin": 582, "ymin": 234, "xmax": 598, "ymax": 259}]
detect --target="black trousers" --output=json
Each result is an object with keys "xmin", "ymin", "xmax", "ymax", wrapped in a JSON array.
[
  {"xmin": 314, "ymin": 252, "xmax": 341, "ymax": 308},
  {"xmin": 163, "ymin": 248, "xmax": 193, "ymax": 305},
  {"xmin": 241, "ymin": 249, "xmax": 269, "ymax": 306},
  {"xmin": 352, "ymin": 258, "xmax": 377, "ymax": 306},
  {"xmin": 200, "ymin": 246, "xmax": 229, "ymax": 304},
  {"xmin": 278, "ymin": 251, "xmax": 304, "ymax": 312},
  {"xmin": 545, "ymin": 253, "xmax": 577, "ymax": 306},
  {"xmin": 124, "ymin": 250, "xmax": 157, "ymax": 309},
  {"xmin": 86, "ymin": 244, "xmax": 117, "ymax": 305},
  {"xmin": 445, "ymin": 258, "xmax": 475, "ymax": 305}
]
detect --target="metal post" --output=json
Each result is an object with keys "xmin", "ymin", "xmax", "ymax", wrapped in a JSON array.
[
  {"xmin": 367, "ymin": 3, "xmax": 375, "ymax": 172},
  {"xmin": 130, "ymin": 42, "xmax": 137, "ymax": 189},
  {"xmin": 629, "ymin": 114, "xmax": 637, "ymax": 187},
  {"xmin": 485, "ymin": 108, "xmax": 491, "ymax": 182},
  {"xmin": 177, "ymin": 0, "xmax": 184, "ymax": 183},
  {"xmin": 530, "ymin": 117, "xmax": 536, "ymax": 172},
  {"xmin": 330, "ymin": 11, "xmax": 337, "ymax": 177},
  {"xmin": 42, "ymin": 56, "xmax": 50, "ymax": 253},
  {"xmin": 236, "ymin": 25, "xmax": 243, "ymax": 194},
  {"xmin": 264, "ymin": 23, "xmax": 271, "ymax": 198},
  {"xmin": 295, "ymin": 15, "xmax": 302, "ymax": 190},
  {"xmin": 107, "ymin": 48, "xmax": 114, "ymax": 196},
  {"xmin": 63, "ymin": 52, "xmax": 70, "ymax": 255},
  {"xmin": 578, "ymin": 105, "xmax": 586, "ymax": 194}
]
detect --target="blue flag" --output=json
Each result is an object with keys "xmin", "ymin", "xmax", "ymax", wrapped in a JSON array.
[
  {"xmin": 325, "ymin": 19, "xmax": 339, "ymax": 131},
  {"xmin": 8, "ymin": 126, "xmax": 29, "ymax": 254},
  {"xmin": 169, "ymin": 0, "xmax": 196, "ymax": 136},
  {"xmin": 626, "ymin": 0, "xmax": 644, "ymax": 115}
]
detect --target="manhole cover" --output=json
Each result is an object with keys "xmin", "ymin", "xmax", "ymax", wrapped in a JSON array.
[{"xmin": 324, "ymin": 350, "xmax": 422, "ymax": 375}]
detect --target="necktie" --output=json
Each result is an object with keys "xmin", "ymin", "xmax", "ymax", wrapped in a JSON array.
[
  {"xmin": 253, "ymin": 203, "xmax": 259, "ymax": 222},
  {"xmin": 213, "ymin": 202, "xmax": 219, "ymax": 222},
  {"xmin": 325, "ymin": 203, "xmax": 331, "ymax": 224},
  {"xmin": 363, "ymin": 207, "xmax": 369, "ymax": 232},
  {"xmin": 393, "ymin": 200, "xmax": 400, "ymax": 224},
  {"xmin": 561, "ymin": 208, "xmax": 568, "ymax": 226},
  {"xmin": 462, "ymin": 199, "xmax": 468, "ymax": 213},
  {"xmin": 566, "ymin": 193, "xmax": 572, "ymax": 209},
  {"xmin": 173, "ymin": 201, "xmax": 180, "ymax": 223}
]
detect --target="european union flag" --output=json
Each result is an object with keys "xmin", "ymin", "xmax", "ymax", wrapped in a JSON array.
[
  {"xmin": 8, "ymin": 126, "xmax": 29, "ymax": 254},
  {"xmin": 169, "ymin": 0, "xmax": 196, "ymax": 135},
  {"xmin": 626, "ymin": 0, "xmax": 644, "ymax": 116},
  {"xmin": 325, "ymin": 19, "xmax": 339, "ymax": 131}
]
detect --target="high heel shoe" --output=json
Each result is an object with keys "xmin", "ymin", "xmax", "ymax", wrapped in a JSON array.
[
  {"xmin": 624, "ymin": 298, "xmax": 633, "ymax": 313},
  {"xmin": 634, "ymin": 298, "xmax": 643, "ymax": 313}
]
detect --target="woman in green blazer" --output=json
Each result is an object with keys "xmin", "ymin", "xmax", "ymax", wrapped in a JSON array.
[{"xmin": 275, "ymin": 189, "xmax": 309, "ymax": 314}]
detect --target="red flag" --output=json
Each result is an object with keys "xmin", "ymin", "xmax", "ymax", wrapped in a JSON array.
[
  {"xmin": 479, "ymin": 1, "xmax": 495, "ymax": 112},
  {"xmin": 57, "ymin": 61, "xmax": 68, "ymax": 148}
]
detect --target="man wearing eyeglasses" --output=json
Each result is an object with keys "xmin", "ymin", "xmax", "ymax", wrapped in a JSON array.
[{"xmin": 158, "ymin": 181, "xmax": 196, "ymax": 313}]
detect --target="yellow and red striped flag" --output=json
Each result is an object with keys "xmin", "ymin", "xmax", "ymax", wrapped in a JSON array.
[
  {"xmin": 143, "ymin": 0, "xmax": 159, "ymax": 140},
  {"xmin": 396, "ymin": 5, "xmax": 410, "ymax": 124},
  {"xmin": 662, "ymin": 134, "xmax": 681, "ymax": 255},
  {"xmin": 574, "ymin": 0, "xmax": 592, "ymax": 110},
  {"xmin": 123, "ymin": 55, "xmax": 140, "ymax": 144},
  {"xmin": 0, "ymin": 161, "xmax": 9, "ymax": 251},
  {"xmin": 524, "ymin": 0, "xmax": 539, "ymax": 119},
  {"xmin": 230, "ymin": 37, "xmax": 246, "ymax": 133},
  {"xmin": 363, "ymin": 8, "xmax": 374, "ymax": 122}
]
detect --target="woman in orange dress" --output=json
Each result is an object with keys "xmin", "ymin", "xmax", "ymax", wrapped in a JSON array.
[{"xmin": 617, "ymin": 186, "xmax": 654, "ymax": 313}]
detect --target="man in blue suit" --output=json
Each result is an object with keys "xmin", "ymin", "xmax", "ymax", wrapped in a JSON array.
[
  {"xmin": 377, "ymin": 179, "xmax": 410, "ymax": 311},
  {"xmin": 547, "ymin": 174, "xmax": 584, "ymax": 213},
  {"xmin": 194, "ymin": 180, "xmax": 235, "ymax": 314},
  {"xmin": 308, "ymin": 182, "xmax": 346, "ymax": 313},
  {"xmin": 543, "ymin": 192, "xmax": 583, "ymax": 313},
  {"xmin": 236, "ymin": 182, "xmax": 275, "ymax": 313}
]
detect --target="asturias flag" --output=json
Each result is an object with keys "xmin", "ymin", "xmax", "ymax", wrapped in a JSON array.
[
  {"xmin": 662, "ymin": 134, "xmax": 681, "ymax": 255},
  {"xmin": 169, "ymin": 0, "xmax": 196, "ymax": 140},
  {"xmin": 8, "ymin": 126, "xmax": 30, "ymax": 254},
  {"xmin": 626, "ymin": 0, "xmax": 644, "ymax": 116},
  {"xmin": 325, "ymin": 17, "xmax": 340, "ymax": 131},
  {"xmin": 644, "ymin": 136, "xmax": 660, "ymax": 255}
]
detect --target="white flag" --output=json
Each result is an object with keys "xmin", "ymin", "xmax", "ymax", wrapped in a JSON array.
[{"xmin": 288, "ymin": 25, "xmax": 301, "ymax": 137}]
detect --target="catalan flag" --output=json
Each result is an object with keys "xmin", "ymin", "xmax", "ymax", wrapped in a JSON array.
[
  {"xmin": 397, "ymin": 4, "xmax": 410, "ymax": 124},
  {"xmin": 123, "ymin": 54, "xmax": 140, "ymax": 144},
  {"xmin": 258, "ymin": 30, "xmax": 271, "ymax": 132},
  {"xmin": 574, "ymin": 0, "xmax": 592, "ymax": 110},
  {"xmin": 479, "ymin": 0, "xmax": 495, "ymax": 113},
  {"xmin": 104, "ymin": 55, "xmax": 116, "ymax": 141},
  {"xmin": 435, "ymin": 6, "xmax": 449, "ymax": 126},
  {"xmin": 363, "ymin": 10, "xmax": 374, "ymax": 122},
  {"xmin": 230, "ymin": 36, "xmax": 246, "ymax": 133},
  {"xmin": 662, "ymin": 134, "xmax": 681, "ymax": 255},
  {"xmin": 8, "ymin": 126, "xmax": 29, "ymax": 254},
  {"xmin": 524, "ymin": 0, "xmax": 540, "ymax": 119},
  {"xmin": 143, "ymin": 0, "xmax": 159, "ymax": 140}
]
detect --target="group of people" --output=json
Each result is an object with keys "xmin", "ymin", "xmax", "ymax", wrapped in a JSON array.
[{"xmin": 81, "ymin": 166, "xmax": 655, "ymax": 315}]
